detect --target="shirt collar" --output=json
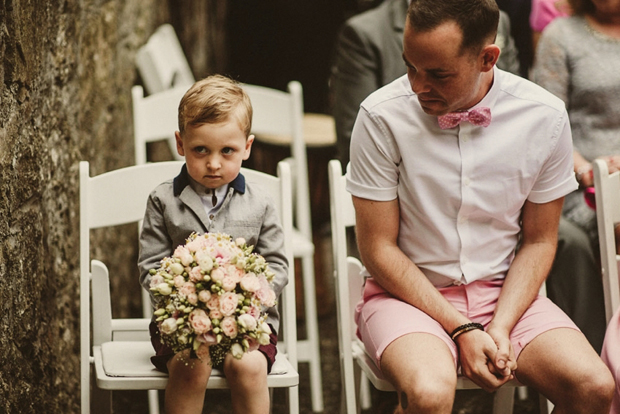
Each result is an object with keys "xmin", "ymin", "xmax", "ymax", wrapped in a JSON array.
[{"xmin": 173, "ymin": 164, "xmax": 246, "ymax": 197}]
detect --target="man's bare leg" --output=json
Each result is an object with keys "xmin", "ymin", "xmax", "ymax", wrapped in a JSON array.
[{"xmin": 516, "ymin": 328, "xmax": 614, "ymax": 413}]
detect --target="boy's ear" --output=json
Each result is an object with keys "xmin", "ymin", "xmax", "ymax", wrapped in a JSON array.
[
  {"xmin": 243, "ymin": 134, "xmax": 255, "ymax": 160},
  {"xmin": 175, "ymin": 131, "xmax": 185, "ymax": 156}
]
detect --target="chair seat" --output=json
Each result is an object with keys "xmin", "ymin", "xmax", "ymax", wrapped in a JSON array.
[
  {"xmin": 255, "ymin": 113, "xmax": 336, "ymax": 148},
  {"xmin": 351, "ymin": 339, "xmax": 522, "ymax": 392},
  {"xmin": 94, "ymin": 341, "xmax": 299, "ymax": 390}
]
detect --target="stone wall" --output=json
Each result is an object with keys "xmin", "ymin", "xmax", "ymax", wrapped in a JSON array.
[{"xmin": 0, "ymin": 1, "xmax": 217, "ymax": 412}]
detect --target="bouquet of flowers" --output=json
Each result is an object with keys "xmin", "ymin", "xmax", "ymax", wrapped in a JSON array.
[{"xmin": 149, "ymin": 232, "xmax": 277, "ymax": 366}]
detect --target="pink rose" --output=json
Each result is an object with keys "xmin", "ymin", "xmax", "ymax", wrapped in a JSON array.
[
  {"xmin": 173, "ymin": 246, "xmax": 194, "ymax": 266},
  {"xmin": 247, "ymin": 305, "xmax": 261, "ymax": 319},
  {"xmin": 173, "ymin": 275, "xmax": 185, "ymax": 288},
  {"xmin": 149, "ymin": 274, "xmax": 164, "ymax": 288},
  {"xmin": 187, "ymin": 293, "xmax": 198, "ymax": 305},
  {"xmin": 256, "ymin": 277, "xmax": 276, "ymax": 307},
  {"xmin": 206, "ymin": 295, "xmax": 220, "ymax": 311},
  {"xmin": 189, "ymin": 309, "xmax": 211, "ymax": 334},
  {"xmin": 179, "ymin": 281, "xmax": 196, "ymax": 298},
  {"xmin": 240, "ymin": 273, "xmax": 260, "ymax": 292},
  {"xmin": 209, "ymin": 309, "xmax": 223, "ymax": 320},
  {"xmin": 224, "ymin": 265, "xmax": 243, "ymax": 283},
  {"xmin": 198, "ymin": 290, "xmax": 212, "ymax": 303},
  {"xmin": 185, "ymin": 236, "xmax": 207, "ymax": 253},
  {"xmin": 219, "ymin": 292, "xmax": 239, "ymax": 316},
  {"xmin": 188, "ymin": 266, "xmax": 203, "ymax": 282},
  {"xmin": 221, "ymin": 275, "xmax": 237, "ymax": 292},
  {"xmin": 210, "ymin": 267, "xmax": 225, "ymax": 283},
  {"xmin": 196, "ymin": 332, "xmax": 217, "ymax": 345},
  {"xmin": 220, "ymin": 316, "xmax": 238, "ymax": 338}
]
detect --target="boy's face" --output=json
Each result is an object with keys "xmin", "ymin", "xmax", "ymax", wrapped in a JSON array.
[{"xmin": 175, "ymin": 119, "xmax": 254, "ymax": 190}]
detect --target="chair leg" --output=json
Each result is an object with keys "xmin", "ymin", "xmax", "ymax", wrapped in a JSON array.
[
  {"xmin": 288, "ymin": 385, "xmax": 300, "ymax": 414},
  {"xmin": 148, "ymin": 389, "xmax": 160, "ymax": 414},
  {"xmin": 360, "ymin": 373, "xmax": 372, "ymax": 410},
  {"xmin": 539, "ymin": 393, "xmax": 554, "ymax": 414},
  {"xmin": 298, "ymin": 254, "xmax": 324, "ymax": 412},
  {"xmin": 493, "ymin": 386, "xmax": 515, "ymax": 414}
]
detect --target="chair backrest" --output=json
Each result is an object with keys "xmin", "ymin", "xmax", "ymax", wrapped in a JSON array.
[
  {"xmin": 328, "ymin": 159, "xmax": 363, "ymax": 414},
  {"xmin": 80, "ymin": 160, "xmax": 297, "ymax": 410},
  {"xmin": 135, "ymin": 24, "xmax": 195, "ymax": 95},
  {"xmin": 242, "ymin": 81, "xmax": 312, "ymax": 240},
  {"xmin": 593, "ymin": 159, "xmax": 620, "ymax": 323},
  {"xmin": 80, "ymin": 160, "xmax": 185, "ymax": 411},
  {"xmin": 132, "ymin": 84, "xmax": 186, "ymax": 165}
]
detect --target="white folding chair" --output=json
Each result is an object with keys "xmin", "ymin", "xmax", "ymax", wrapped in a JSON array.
[
  {"xmin": 593, "ymin": 159, "xmax": 620, "ymax": 323},
  {"xmin": 242, "ymin": 81, "xmax": 324, "ymax": 412},
  {"xmin": 131, "ymin": 84, "xmax": 185, "ymax": 167},
  {"xmin": 80, "ymin": 160, "xmax": 299, "ymax": 414},
  {"xmin": 135, "ymin": 24, "xmax": 195, "ymax": 95},
  {"xmin": 327, "ymin": 159, "xmax": 549, "ymax": 414}
]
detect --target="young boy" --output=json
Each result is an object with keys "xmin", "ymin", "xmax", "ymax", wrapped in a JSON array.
[{"xmin": 138, "ymin": 74, "xmax": 288, "ymax": 414}]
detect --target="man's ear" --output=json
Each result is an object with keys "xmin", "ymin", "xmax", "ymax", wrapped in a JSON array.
[
  {"xmin": 481, "ymin": 44, "xmax": 500, "ymax": 72},
  {"xmin": 175, "ymin": 131, "xmax": 185, "ymax": 157}
]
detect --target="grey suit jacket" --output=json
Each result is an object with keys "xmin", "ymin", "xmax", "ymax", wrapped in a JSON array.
[
  {"xmin": 138, "ymin": 165, "xmax": 288, "ymax": 332},
  {"xmin": 330, "ymin": 0, "xmax": 520, "ymax": 163}
]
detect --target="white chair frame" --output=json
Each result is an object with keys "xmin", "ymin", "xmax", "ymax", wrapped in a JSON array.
[
  {"xmin": 131, "ymin": 84, "xmax": 186, "ymax": 167},
  {"xmin": 135, "ymin": 24, "xmax": 195, "ymax": 95},
  {"xmin": 593, "ymin": 158, "xmax": 620, "ymax": 323},
  {"xmin": 242, "ymin": 81, "xmax": 324, "ymax": 412},
  {"xmin": 80, "ymin": 160, "xmax": 299, "ymax": 414},
  {"xmin": 327, "ymin": 159, "xmax": 553, "ymax": 414}
]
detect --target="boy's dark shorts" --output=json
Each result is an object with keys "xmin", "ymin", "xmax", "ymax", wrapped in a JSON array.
[{"xmin": 149, "ymin": 321, "xmax": 278, "ymax": 374}]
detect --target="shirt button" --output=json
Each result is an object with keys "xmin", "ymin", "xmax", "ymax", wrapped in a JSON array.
[
  {"xmin": 209, "ymin": 214, "xmax": 214, "ymax": 219},
  {"xmin": 463, "ymin": 177, "xmax": 471, "ymax": 186}
]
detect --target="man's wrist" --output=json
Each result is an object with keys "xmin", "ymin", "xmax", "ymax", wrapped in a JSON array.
[
  {"xmin": 576, "ymin": 163, "xmax": 593, "ymax": 187},
  {"xmin": 450, "ymin": 322, "xmax": 484, "ymax": 342}
]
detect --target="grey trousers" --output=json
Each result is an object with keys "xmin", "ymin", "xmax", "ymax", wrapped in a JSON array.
[{"xmin": 546, "ymin": 217, "xmax": 607, "ymax": 353}]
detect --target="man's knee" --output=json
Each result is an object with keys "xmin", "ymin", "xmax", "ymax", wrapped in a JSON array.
[
  {"xmin": 397, "ymin": 375, "xmax": 456, "ymax": 413},
  {"xmin": 576, "ymin": 367, "xmax": 615, "ymax": 409}
]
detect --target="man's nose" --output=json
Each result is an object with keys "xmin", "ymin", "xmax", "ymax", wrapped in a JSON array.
[{"xmin": 410, "ymin": 72, "xmax": 431, "ymax": 94}]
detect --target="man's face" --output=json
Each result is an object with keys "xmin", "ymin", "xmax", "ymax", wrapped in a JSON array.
[
  {"xmin": 592, "ymin": 0, "xmax": 620, "ymax": 16},
  {"xmin": 402, "ymin": 20, "xmax": 489, "ymax": 116},
  {"xmin": 175, "ymin": 119, "xmax": 253, "ymax": 189}
]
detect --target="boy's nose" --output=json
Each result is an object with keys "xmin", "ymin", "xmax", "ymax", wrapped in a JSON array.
[{"xmin": 207, "ymin": 156, "xmax": 221, "ymax": 169}]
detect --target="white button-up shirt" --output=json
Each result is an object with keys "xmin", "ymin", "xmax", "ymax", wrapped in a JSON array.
[{"xmin": 347, "ymin": 67, "xmax": 578, "ymax": 287}]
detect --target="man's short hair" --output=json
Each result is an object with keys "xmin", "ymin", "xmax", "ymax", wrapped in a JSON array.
[
  {"xmin": 407, "ymin": 0, "xmax": 500, "ymax": 54},
  {"xmin": 178, "ymin": 74, "xmax": 253, "ymax": 137}
]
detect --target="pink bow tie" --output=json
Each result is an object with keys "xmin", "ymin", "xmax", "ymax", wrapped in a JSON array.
[{"xmin": 437, "ymin": 107, "xmax": 492, "ymax": 129}]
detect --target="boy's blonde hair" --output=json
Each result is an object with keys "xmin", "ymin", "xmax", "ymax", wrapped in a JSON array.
[{"xmin": 178, "ymin": 74, "xmax": 253, "ymax": 137}]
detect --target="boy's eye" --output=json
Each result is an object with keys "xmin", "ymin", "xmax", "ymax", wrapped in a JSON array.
[
  {"xmin": 222, "ymin": 147, "xmax": 234, "ymax": 155},
  {"xmin": 194, "ymin": 146, "xmax": 208, "ymax": 154}
]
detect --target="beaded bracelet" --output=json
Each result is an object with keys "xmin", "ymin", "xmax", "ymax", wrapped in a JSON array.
[{"xmin": 450, "ymin": 322, "xmax": 484, "ymax": 341}]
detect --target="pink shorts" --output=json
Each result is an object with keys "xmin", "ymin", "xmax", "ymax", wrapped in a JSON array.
[{"xmin": 355, "ymin": 278, "xmax": 580, "ymax": 369}]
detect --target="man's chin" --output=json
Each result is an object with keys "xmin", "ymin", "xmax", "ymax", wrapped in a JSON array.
[{"xmin": 418, "ymin": 99, "xmax": 446, "ymax": 116}]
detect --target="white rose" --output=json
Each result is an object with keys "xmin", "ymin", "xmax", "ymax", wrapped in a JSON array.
[
  {"xmin": 169, "ymin": 263, "xmax": 185, "ymax": 275},
  {"xmin": 156, "ymin": 283, "xmax": 172, "ymax": 296},
  {"xmin": 237, "ymin": 313, "xmax": 257, "ymax": 331},
  {"xmin": 230, "ymin": 342, "xmax": 245, "ymax": 359},
  {"xmin": 160, "ymin": 318, "xmax": 178, "ymax": 335}
]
